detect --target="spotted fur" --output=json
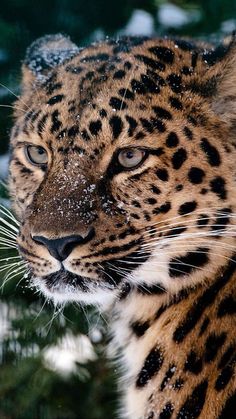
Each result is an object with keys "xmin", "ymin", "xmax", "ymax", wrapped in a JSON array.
[{"xmin": 9, "ymin": 33, "xmax": 236, "ymax": 418}]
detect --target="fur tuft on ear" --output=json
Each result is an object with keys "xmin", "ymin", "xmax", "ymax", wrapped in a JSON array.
[
  {"xmin": 22, "ymin": 33, "xmax": 80, "ymax": 88},
  {"xmin": 206, "ymin": 34, "xmax": 236, "ymax": 124}
]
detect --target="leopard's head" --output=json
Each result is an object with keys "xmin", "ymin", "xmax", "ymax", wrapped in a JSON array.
[{"xmin": 9, "ymin": 34, "xmax": 236, "ymax": 308}]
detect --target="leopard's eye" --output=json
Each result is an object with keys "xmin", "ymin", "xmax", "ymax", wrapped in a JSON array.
[
  {"xmin": 118, "ymin": 148, "xmax": 146, "ymax": 169},
  {"xmin": 25, "ymin": 145, "xmax": 48, "ymax": 166}
]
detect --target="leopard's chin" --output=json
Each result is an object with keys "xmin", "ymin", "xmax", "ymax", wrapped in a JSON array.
[
  {"xmin": 30, "ymin": 248, "xmax": 150, "ymax": 307},
  {"xmin": 33, "ymin": 268, "xmax": 120, "ymax": 308}
]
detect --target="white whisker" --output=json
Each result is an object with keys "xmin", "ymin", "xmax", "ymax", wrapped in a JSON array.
[
  {"xmin": 141, "ymin": 228, "xmax": 236, "ymax": 249},
  {"xmin": 141, "ymin": 216, "xmax": 236, "ymax": 240},
  {"xmin": 0, "ymin": 82, "xmax": 29, "ymax": 109},
  {"xmin": 0, "ymin": 261, "xmax": 24, "ymax": 273},
  {"xmin": 42, "ymin": 303, "xmax": 65, "ymax": 335},
  {"xmin": 0, "ymin": 103, "xmax": 27, "ymax": 113},
  {"xmin": 141, "ymin": 208, "xmax": 236, "ymax": 237},
  {"xmin": 0, "ymin": 205, "xmax": 20, "ymax": 226},
  {"xmin": 0, "ymin": 264, "xmax": 27, "ymax": 291},
  {"xmin": 0, "ymin": 240, "xmax": 17, "ymax": 248},
  {"xmin": 0, "ymin": 226, "xmax": 18, "ymax": 240},
  {"xmin": 0, "ymin": 255, "xmax": 21, "ymax": 262},
  {"xmin": 98, "ymin": 262, "xmax": 118, "ymax": 287},
  {"xmin": 33, "ymin": 299, "xmax": 49, "ymax": 321}
]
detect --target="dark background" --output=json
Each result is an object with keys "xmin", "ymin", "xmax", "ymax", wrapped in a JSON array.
[{"xmin": 0, "ymin": 1, "xmax": 235, "ymax": 418}]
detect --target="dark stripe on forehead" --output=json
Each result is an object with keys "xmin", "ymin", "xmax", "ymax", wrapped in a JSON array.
[
  {"xmin": 153, "ymin": 106, "xmax": 172, "ymax": 120},
  {"xmin": 131, "ymin": 76, "xmax": 159, "ymax": 95},
  {"xmin": 149, "ymin": 46, "xmax": 175, "ymax": 64},
  {"xmin": 118, "ymin": 88, "xmax": 134, "ymax": 100},
  {"xmin": 67, "ymin": 125, "xmax": 79, "ymax": 138},
  {"xmin": 37, "ymin": 113, "xmax": 49, "ymax": 135},
  {"xmin": 46, "ymin": 82, "xmax": 62, "ymax": 95},
  {"xmin": 109, "ymin": 115, "xmax": 123, "ymax": 140},
  {"xmin": 174, "ymin": 38, "xmax": 197, "ymax": 51},
  {"xmin": 109, "ymin": 96, "xmax": 127, "ymax": 110},
  {"xmin": 172, "ymin": 148, "xmax": 187, "ymax": 169},
  {"xmin": 125, "ymin": 115, "xmax": 138, "ymax": 136},
  {"xmin": 113, "ymin": 69, "xmax": 126, "ymax": 79},
  {"xmin": 134, "ymin": 54, "xmax": 166, "ymax": 71},
  {"xmin": 24, "ymin": 110, "xmax": 34, "ymax": 123},
  {"xmin": 89, "ymin": 119, "xmax": 102, "ymax": 136},
  {"xmin": 166, "ymin": 132, "xmax": 179, "ymax": 148},
  {"xmin": 65, "ymin": 65, "xmax": 83, "ymax": 74},
  {"xmin": 31, "ymin": 110, "xmax": 41, "ymax": 123},
  {"xmin": 51, "ymin": 110, "xmax": 62, "ymax": 133},
  {"xmin": 169, "ymin": 96, "xmax": 183, "ymax": 110},
  {"xmin": 167, "ymin": 73, "xmax": 182, "ymax": 94},
  {"xmin": 47, "ymin": 94, "xmax": 64, "ymax": 105},
  {"xmin": 80, "ymin": 53, "xmax": 110, "ymax": 62}
]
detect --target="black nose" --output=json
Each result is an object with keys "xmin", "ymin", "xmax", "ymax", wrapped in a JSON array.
[{"xmin": 32, "ymin": 228, "xmax": 95, "ymax": 261}]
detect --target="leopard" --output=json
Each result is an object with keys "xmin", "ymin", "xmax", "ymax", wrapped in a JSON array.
[{"xmin": 8, "ymin": 33, "xmax": 236, "ymax": 418}]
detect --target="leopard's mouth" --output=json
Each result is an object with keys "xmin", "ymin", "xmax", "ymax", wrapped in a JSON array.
[
  {"xmin": 39, "ymin": 266, "xmax": 120, "ymax": 294},
  {"xmin": 32, "ymin": 246, "xmax": 150, "ymax": 305},
  {"xmin": 33, "ymin": 267, "xmax": 120, "ymax": 307},
  {"xmin": 42, "ymin": 269, "xmax": 93, "ymax": 293}
]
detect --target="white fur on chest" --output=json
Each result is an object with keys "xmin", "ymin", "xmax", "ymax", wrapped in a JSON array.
[{"xmin": 109, "ymin": 293, "xmax": 167, "ymax": 419}]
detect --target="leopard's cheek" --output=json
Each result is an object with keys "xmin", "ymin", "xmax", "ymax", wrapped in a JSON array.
[
  {"xmin": 9, "ymin": 156, "xmax": 44, "ymax": 220},
  {"xmin": 17, "ymin": 223, "xmax": 61, "ymax": 277}
]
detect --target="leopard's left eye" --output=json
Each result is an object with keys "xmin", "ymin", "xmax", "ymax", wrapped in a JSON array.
[
  {"xmin": 25, "ymin": 145, "xmax": 48, "ymax": 166},
  {"xmin": 118, "ymin": 148, "xmax": 147, "ymax": 169}
]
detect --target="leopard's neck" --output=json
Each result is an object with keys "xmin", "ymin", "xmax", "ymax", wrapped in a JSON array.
[{"xmin": 108, "ymin": 257, "xmax": 236, "ymax": 419}]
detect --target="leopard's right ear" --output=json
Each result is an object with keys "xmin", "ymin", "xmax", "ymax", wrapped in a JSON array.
[{"xmin": 22, "ymin": 33, "xmax": 80, "ymax": 90}]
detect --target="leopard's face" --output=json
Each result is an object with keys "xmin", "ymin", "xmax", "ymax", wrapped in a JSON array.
[{"xmin": 9, "ymin": 34, "xmax": 236, "ymax": 307}]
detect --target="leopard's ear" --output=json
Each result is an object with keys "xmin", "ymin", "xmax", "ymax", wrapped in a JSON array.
[
  {"xmin": 22, "ymin": 34, "xmax": 80, "ymax": 90},
  {"xmin": 206, "ymin": 34, "xmax": 236, "ymax": 124}
]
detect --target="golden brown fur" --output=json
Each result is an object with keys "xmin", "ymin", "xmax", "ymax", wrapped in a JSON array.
[{"xmin": 9, "ymin": 34, "xmax": 236, "ymax": 417}]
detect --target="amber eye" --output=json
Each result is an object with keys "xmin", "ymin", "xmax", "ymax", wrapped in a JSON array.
[
  {"xmin": 25, "ymin": 145, "xmax": 48, "ymax": 166},
  {"xmin": 117, "ymin": 148, "xmax": 146, "ymax": 169}
]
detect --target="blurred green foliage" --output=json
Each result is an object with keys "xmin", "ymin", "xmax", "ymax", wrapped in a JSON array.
[
  {"xmin": 0, "ymin": 244, "xmax": 116, "ymax": 419},
  {"xmin": 0, "ymin": 1, "xmax": 235, "ymax": 418}
]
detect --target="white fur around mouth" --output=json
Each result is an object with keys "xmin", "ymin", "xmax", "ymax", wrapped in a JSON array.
[{"xmin": 33, "ymin": 273, "xmax": 118, "ymax": 309}]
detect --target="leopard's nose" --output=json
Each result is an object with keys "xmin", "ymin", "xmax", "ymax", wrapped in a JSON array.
[{"xmin": 32, "ymin": 228, "xmax": 95, "ymax": 261}]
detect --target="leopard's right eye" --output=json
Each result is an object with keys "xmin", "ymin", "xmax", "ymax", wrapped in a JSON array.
[
  {"xmin": 25, "ymin": 145, "xmax": 48, "ymax": 166},
  {"xmin": 117, "ymin": 148, "xmax": 147, "ymax": 170}
]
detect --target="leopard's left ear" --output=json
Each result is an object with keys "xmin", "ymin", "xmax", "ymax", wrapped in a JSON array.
[
  {"xmin": 21, "ymin": 33, "xmax": 80, "ymax": 90},
  {"xmin": 206, "ymin": 34, "xmax": 236, "ymax": 123}
]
